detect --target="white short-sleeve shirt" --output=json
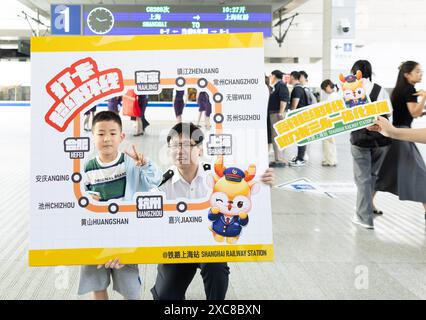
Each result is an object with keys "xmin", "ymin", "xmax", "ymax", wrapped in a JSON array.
[{"xmin": 159, "ymin": 163, "xmax": 210, "ymax": 200}]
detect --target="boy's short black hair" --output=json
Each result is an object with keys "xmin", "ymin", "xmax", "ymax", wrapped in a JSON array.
[
  {"xmin": 271, "ymin": 70, "xmax": 284, "ymax": 80},
  {"xmin": 167, "ymin": 122, "xmax": 204, "ymax": 145},
  {"xmin": 290, "ymin": 71, "xmax": 301, "ymax": 80},
  {"xmin": 92, "ymin": 111, "xmax": 123, "ymax": 131},
  {"xmin": 299, "ymin": 71, "xmax": 308, "ymax": 79}
]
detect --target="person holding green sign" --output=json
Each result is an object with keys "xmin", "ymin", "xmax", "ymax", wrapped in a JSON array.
[
  {"xmin": 349, "ymin": 60, "xmax": 392, "ymax": 229},
  {"xmin": 374, "ymin": 61, "xmax": 426, "ymax": 221}
]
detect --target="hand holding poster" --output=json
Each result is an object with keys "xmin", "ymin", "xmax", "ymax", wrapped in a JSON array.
[{"xmin": 30, "ymin": 33, "xmax": 273, "ymax": 266}]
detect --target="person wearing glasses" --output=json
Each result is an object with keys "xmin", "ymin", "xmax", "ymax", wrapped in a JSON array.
[{"xmin": 150, "ymin": 122, "xmax": 274, "ymax": 300}]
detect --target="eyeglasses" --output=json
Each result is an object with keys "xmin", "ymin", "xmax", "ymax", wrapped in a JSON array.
[{"xmin": 168, "ymin": 142, "xmax": 199, "ymax": 149}]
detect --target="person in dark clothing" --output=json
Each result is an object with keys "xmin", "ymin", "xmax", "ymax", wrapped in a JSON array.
[
  {"xmin": 107, "ymin": 96, "xmax": 122, "ymax": 114},
  {"xmin": 267, "ymin": 70, "xmax": 290, "ymax": 168},
  {"xmin": 375, "ymin": 61, "xmax": 426, "ymax": 221},
  {"xmin": 197, "ymin": 91, "xmax": 212, "ymax": 130},
  {"xmin": 173, "ymin": 89, "xmax": 186, "ymax": 123},
  {"xmin": 347, "ymin": 60, "xmax": 392, "ymax": 229},
  {"xmin": 288, "ymin": 71, "xmax": 309, "ymax": 167},
  {"xmin": 134, "ymin": 95, "xmax": 149, "ymax": 136}
]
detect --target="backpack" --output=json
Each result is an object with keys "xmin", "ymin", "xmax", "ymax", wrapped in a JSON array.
[
  {"xmin": 293, "ymin": 85, "xmax": 310, "ymax": 109},
  {"xmin": 350, "ymin": 83, "xmax": 391, "ymax": 148},
  {"xmin": 303, "ymin": 87, "xmax": 318, "ymax": 106}
]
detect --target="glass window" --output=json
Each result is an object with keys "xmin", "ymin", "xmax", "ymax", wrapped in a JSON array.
[{"xmin": 0, "ymin": 85, "xmax": 30, "ymax": 101}]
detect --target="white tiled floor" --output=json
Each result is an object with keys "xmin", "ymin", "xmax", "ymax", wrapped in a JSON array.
[{"xmin": 1, "ymin": 107, "xmax": 425, "ymax": 300}]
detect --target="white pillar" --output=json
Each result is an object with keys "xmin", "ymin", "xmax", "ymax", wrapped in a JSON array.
[{"xmin": 323, "ymin": 0, "xmax": 357, "ymax": 83}]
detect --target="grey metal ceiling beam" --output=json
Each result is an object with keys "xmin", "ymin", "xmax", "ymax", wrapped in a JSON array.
[{"xmin": 16, "ymin": 0, "xmax": 50, "ymax": 19}]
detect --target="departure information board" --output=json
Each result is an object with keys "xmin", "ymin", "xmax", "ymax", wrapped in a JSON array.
[{"xmin": 81, "ymin": 5, "xmax": 272, "ymax": 37}]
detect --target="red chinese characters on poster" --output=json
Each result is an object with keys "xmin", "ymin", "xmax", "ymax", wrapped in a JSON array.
[{"xmin": 45, "ymin": 57, "xmax": 123, "ymax": 132}]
